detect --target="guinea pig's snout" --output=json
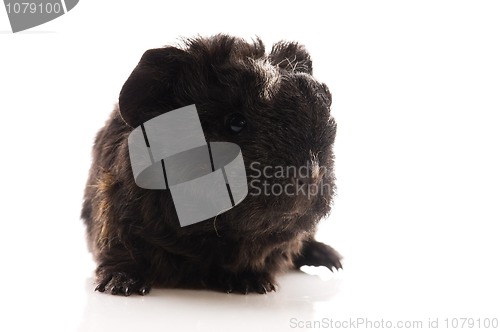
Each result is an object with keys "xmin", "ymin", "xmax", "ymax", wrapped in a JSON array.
[
  {"xmin": 293, "ymin": 165, "xmax": 324, "ymax": 188},
  {"xmin": 290, "ymin": 155, "xmax": 326, "ymax": 199}
]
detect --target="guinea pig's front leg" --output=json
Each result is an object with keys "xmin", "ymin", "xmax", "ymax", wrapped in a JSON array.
[
  {"xmin": 293, "ymin": 240, "xmax": 343, "ymax": 272},
  {"xmin": 93, "ymin": 243, "xmax": 152, "ymax": 296},
  {"xmin": 219, "ymin": 270, "xmax": 277, "ymax": 295},
  {"xmin": 95, "ymin": 269, "xmax": 151, "ymax": 296}
]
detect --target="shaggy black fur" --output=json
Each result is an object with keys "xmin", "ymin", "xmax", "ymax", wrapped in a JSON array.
[{"xmin": 82, "ymin": 34, "xmax": 342, "ymax": 296}]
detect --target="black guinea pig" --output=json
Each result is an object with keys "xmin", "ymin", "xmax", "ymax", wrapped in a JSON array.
[{"xmin": 81, "ymin": 34, "xmax": 342, "ymax": 296}]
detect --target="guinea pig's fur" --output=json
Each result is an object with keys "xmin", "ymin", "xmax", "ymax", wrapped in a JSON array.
[{"xmin": 82, "ymin": 34, "xmax": 342, "ymax": 296}]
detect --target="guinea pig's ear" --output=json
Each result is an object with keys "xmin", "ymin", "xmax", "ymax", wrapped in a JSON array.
[
  {"xmin": 268, "ymin": 41, "xmax": 313, "ymax": 74},
  {"xmin": 118, "ymin": 47, "xmax": 191, "ymax": 128}
]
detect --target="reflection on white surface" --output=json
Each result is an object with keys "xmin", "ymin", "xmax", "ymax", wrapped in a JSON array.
[
  {"xmin": 76, "ymin": 251, "xmax": 500, "ymax": 332},
  {"xmin": 79, "ymin": 271, "xmax": 342, "ymax": 332}
]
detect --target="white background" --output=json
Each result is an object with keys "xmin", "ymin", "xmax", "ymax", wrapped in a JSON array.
[{"xmin": 1, "ymin": 1, "xmax": 499, "ymax": 331}]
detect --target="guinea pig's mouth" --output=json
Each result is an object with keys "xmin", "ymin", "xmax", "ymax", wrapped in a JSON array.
[
  {"xmin": 279, "ymin": 200, "xmax": 316, "ymax": 219},
  {"xmin": 279, "ymin": 211, "xmax": 304, "ymax": 220}
]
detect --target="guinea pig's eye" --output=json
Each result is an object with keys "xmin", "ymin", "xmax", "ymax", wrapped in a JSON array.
[{"xmin": 226, "ymin": 113, "xmax": 247, "ymax": 134}]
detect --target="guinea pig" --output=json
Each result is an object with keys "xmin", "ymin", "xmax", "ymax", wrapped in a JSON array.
[{"xmin": 81, "ymin": 34, "xmax": 342, "ymax": 296}]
